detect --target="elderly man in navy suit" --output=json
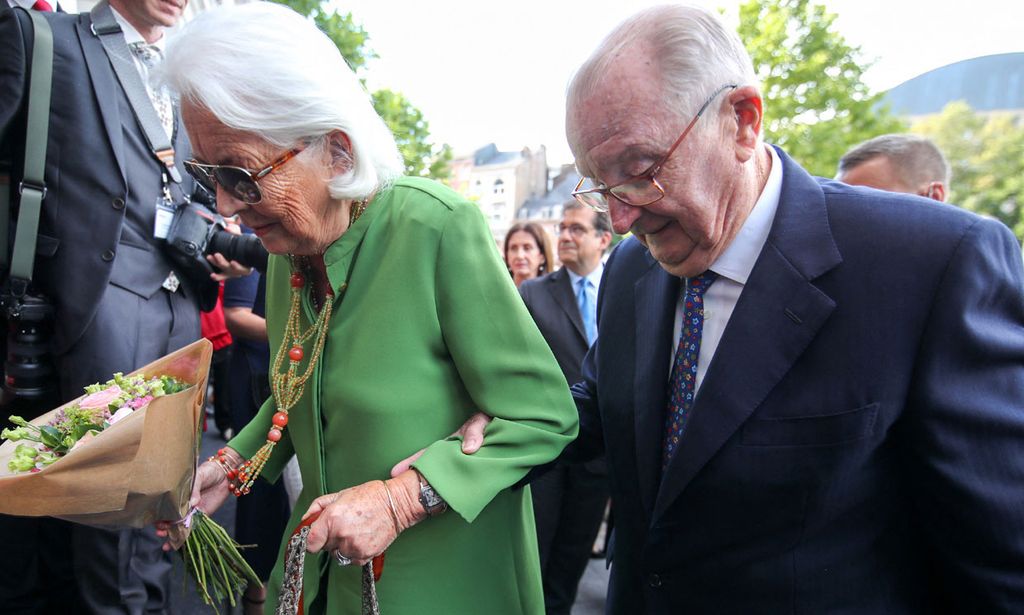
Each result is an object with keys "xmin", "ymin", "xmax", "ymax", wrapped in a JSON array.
[
  {"xmin": 443, "ymin": 4, "xmax": 1024, "ymax": 613},
  {"xmin": 519, "ymin": 201, "xmax": 612, "ymax": 614}
]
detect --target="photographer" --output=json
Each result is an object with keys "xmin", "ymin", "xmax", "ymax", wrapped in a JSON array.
[{"xmin": 0, "ymin": 1, "xmax": 256, "ymax": 613}]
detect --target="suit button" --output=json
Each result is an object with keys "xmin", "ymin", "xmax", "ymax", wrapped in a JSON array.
[
  {"xmin": 101, "ymin": 249, "xmax": 115, "ymax": 262},
  {"xmin": 111, "ymin": 197, "xmax": 125, "ymax": 210},
  {"xmin": 649, "ymin": 573, "xmax": 662, "ymax": 588}
]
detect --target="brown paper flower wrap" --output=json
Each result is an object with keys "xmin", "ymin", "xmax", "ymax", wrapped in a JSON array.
[{"xmin": 0, "ymin": 338, "xmax": 212, "ymax": 527}]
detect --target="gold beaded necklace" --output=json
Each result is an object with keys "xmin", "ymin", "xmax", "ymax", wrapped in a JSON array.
[{"xmin": 234, "ymin": 199, "xmax": 367, "ymax": 495}]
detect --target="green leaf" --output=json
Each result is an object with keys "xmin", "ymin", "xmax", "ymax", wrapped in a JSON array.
[
  {"xmin": 735, "ymin": 0, "xmax": 905, "ymax": 177},
  {"xmin": 39, "ymin": 425, "xmax": 63, "ymax": 450},
  {"xmin": 70, "ymin": 423, "xmax": 103, "ymax": 442}
]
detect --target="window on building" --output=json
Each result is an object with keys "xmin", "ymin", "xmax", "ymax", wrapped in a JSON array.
[{"xmin": 493, "ymin": 178, "xmax": 505, "ymax": 195}]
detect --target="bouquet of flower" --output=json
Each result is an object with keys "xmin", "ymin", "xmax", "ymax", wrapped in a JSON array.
[
  {"xmin": 3, "ymin": 373, "xmax": 190, "ymax": 472},
  {"xmin": 0, "ymin": 339, "xmax": 259, "ymax": 607}
]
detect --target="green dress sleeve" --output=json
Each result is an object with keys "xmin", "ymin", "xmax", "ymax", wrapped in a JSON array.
[
  {"xmin": 226, "ymin": 395, "xmax": 295, "ymax": 483},
  {"xmin": 412, "ymin": 203, "xmax": 579, "ymax": 522}
]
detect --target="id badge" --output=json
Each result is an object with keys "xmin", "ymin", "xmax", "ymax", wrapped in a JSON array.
[{"xmin": 154, "ymin": 198, "xmax": 176, "ymax": 239}]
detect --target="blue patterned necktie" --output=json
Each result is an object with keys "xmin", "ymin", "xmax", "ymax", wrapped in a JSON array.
[
  {"xmin": 663, "ymin": 271, "xmax": 718, "ymax": 469},
  {"xmin": 577, "ymin": 277, "xmax": 597, "ymax": 345}
]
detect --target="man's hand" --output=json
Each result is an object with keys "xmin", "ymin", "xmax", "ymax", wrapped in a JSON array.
[
  {"xmin": 207, "ymin": 252, "xmax": 252, "ymax": 281},
  {"xmin": 390, "ymin": 411, "xmax": 492, "ymax": 477}
]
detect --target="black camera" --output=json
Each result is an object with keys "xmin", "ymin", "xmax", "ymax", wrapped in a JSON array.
[
  {"xmin": 163, "ymin": 193, "xmax": 269, "ymax": 277},
  {"xmin": 0, "ymin": 283, "xmax": 59, "ymax": 414}
]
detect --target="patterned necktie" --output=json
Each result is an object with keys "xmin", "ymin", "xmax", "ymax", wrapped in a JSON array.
[
  {"xmin": 577, "ymin": 277, "xmax": 597, "ymax": 345},
  {"xmin": 663, "ymin": 270, "xmax": 718, "ymax": 469},
  {"xmin": 128, "ymin": 42, "xmax": 174, "ymax": 139}
]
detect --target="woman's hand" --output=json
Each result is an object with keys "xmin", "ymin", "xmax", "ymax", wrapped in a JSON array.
[
  {"xmin": 155, "ymin": 458, "xmax": 234, "ymax": 551},
  {"xmin": 303, "ymin": 473, "xmax": 423, "ymax": 565}
]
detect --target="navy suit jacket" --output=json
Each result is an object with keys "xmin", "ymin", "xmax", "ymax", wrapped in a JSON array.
[{"xmin": 568, "ymin": 146, "xmax": 1024, "ymax": 613}]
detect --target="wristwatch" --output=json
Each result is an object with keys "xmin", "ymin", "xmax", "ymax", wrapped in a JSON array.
[{"xmin": 416, "ymin": 471, "xmax": 448, "ymax": 517}]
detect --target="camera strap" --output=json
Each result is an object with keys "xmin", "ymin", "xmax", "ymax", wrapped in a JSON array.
[
  {"xmin": 88, "ymin": 0, "xmax": 182, "ymax": 184},
  {"xmin": 2, "ymin": 8, "xmax": 54, "ymax": 295}
]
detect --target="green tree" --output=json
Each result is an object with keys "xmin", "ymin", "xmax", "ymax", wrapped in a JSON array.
[
  {"xmin": 271, "ymin": 0, "xmax": 451, "ymax": 179},
  {"xmin": 372, "ymin": 89, "xmax": 454, "ymax": 178},
  {"xmin": 913, "ymin": 101, "xmax": 1024, "ymax": 240},
  {"xmin": 736, "ymin": 0, "xmax": 905, "ymax": 177}
]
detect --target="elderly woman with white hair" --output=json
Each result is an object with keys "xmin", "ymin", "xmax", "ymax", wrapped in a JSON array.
[{"xmin": 156, "ymin": 3, "xmax": 577, "ymax": 614}]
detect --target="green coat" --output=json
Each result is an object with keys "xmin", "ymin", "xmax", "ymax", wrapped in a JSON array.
[{"xmin": 228, "ymin": 177, "xmax": 579, "ymax": 614}]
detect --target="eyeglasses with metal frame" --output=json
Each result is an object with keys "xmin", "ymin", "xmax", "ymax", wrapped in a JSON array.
[
  {"xmin": 184, "ymin": 148, "xmax": 303, "ymax": 205},
  {"xmin": 571, "ymin": 83, "xmax": 739, "ymax": 213}
]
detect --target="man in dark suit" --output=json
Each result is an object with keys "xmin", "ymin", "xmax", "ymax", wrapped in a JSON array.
[
  {"xmin": 519, "ymin": 201, "xmax": 611, "ymax": 614},
  {"xmin": 0, "ymin": 1, "xmax": 229, "ymax": 612},
  {"xmin": 443, "ymin": 4, "xmax": 1024, "ymax": 613},
  {"xmin": 560, "ymin": 5, "xmax": 1024, "ymax": 614}
]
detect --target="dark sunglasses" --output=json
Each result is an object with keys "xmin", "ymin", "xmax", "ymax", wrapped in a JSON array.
[{"xmin": 183, "ymin": 148, "xmax": 302, "ymax": 205}]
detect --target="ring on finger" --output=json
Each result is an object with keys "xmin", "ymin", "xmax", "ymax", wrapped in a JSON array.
[{"xmin": 334, "ymin": 550, "xmax": 352, "ymax": 567}]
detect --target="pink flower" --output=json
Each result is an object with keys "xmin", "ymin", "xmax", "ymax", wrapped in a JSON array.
[
  {"xmin": 108, "ymin": 407, "xmax": 134, "ymax": 425},
  {"xmin": 79, "ymin": 385, "xmax": 123, "ymax": 410}
]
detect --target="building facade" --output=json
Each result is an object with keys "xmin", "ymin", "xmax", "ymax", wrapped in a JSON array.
[{"xmin": 447, "ymin": 144, "xmax": 548, "ymax": 241}]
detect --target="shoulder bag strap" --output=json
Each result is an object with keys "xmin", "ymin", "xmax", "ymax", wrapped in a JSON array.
[
  {"xmin": 4, "ymin": 8, "xmax": 54, "ymax": 292},
  {"xmin": 88, "ymin": 0, "xmax": 181, "ymax": 183}
]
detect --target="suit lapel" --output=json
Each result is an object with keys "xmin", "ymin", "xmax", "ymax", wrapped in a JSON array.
[
  {"xmin": 652, "ymin": 147, "xmax": 844, "ymax": 522},
  {"xmin": 549, "ymin": 268, "xmax": 587, "ymax": 343},
  {"xmin": 633, "ymin": 255, "xmax": 681, "ymax": 517},
  {"xmin": 76, "ymin": 14, "xmax": 126, "ymax": 183}
]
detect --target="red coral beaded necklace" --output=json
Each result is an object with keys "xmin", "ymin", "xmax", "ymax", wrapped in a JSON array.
[{"xmin": 230, "ymin": 199, "xmax": 367, "ymax": 495}]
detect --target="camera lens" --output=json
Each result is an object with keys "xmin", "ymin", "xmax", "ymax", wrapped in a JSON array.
[
  {"xmin": 1, "ymin": 294, "xmax": 59, "ymax": 416},
  {"xmin": 206, "ymin": 230, "xmax": 268, "ymax": 273}
]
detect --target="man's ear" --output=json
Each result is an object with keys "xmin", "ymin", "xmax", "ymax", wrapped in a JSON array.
[
  {"xmin": 728, "ymin": 85, "xmax": 762, "ymax": 163},
  {"xmin": 324, "ymin": 130, "xmax": 354, "ymax": 175},
  {"xmin": 922, "ymin": 181, "xmax": 946, "ymax": 202}
]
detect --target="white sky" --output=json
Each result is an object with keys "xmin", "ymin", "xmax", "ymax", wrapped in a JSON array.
[{"xmin": 330, "ymin": 0, "xmax": 1023, "ymax": 166}]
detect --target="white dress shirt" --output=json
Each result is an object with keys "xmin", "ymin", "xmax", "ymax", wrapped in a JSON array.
[
  {"xmin": 110, "ymin": 6, "xmax": 174, "ymax": 139},
  {"xmin": 671, "ymin": 145, "xmax": 783, "ymax": 392}
]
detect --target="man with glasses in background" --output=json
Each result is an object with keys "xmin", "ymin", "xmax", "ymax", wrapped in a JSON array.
[
  {"xmin": 0, "ymin": 1, "xmax": 240, "ymax": 612},
  {"xmin": 519, "ymin": 200, "xmax": 612, "ymax": 614},
  {"xmin": 445, "ymin": 4, "xmax": 1024, "ymax": 613}
]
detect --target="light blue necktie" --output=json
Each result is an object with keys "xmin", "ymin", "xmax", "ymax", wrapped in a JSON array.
[{"xmin": 577, "ymin": 277, "xmax": 597, "ymax": 345}]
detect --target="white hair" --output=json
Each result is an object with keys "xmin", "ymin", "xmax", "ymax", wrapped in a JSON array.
[
  {"xmin": 162, "ymin": 2, "xmax": 404, "ymax": 200},
  {"xmin": 568, "ymin": 4, "xmax": 758, "ymax": 134}
]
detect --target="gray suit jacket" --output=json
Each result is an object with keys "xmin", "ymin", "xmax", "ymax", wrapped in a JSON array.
[{"xmin": 0, "ymin": 6, "xmax": 203, "ymax": 357}]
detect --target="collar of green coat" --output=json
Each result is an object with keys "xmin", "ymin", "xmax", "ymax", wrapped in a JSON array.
[{"xmin": 321, "ymin": 189, "xmax": 386, "ymax": 295}]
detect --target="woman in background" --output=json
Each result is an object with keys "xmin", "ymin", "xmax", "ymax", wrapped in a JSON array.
[{"xmin": 504, "ymin": 222, "xmax": 554, "ymax": 287}]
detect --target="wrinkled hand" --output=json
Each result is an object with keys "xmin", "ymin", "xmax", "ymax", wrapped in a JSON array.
[
  {"xmin": 389, "ymin": 411, "xmax": 492, "ymax": 477},
  {"xmin": 302, "ymin": 479, "xmax": 414, "ymax": 566},
  {"xmin": 155, "ymin": 460, "xmax": 232, "ymax": 551},
  {"xmin": 207, "ymin": 253, "xmax": 253, "ymax": 282}
]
